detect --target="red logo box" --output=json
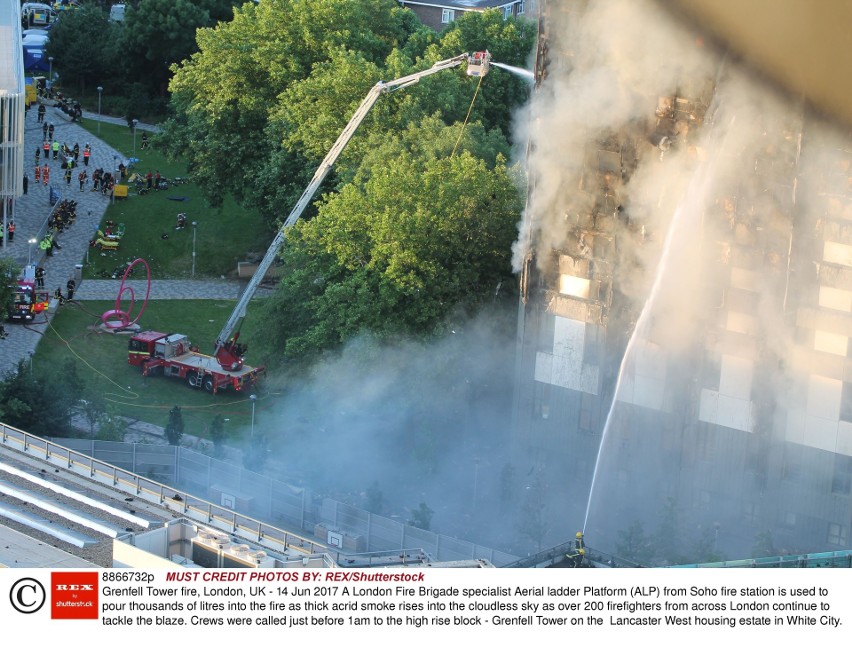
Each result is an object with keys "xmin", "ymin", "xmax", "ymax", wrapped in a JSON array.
[{"xmin": 51, "ymin": 572, "xmax": 99, "ymax": 619}]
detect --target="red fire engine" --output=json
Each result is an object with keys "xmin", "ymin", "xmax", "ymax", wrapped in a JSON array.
[
  {"xmin": 6, "ymin": 264, "xmax": 49, "ymax": 321},
  {"xmin": 128, "ymin": 331, "xmax": 263, "ymax": 394}
]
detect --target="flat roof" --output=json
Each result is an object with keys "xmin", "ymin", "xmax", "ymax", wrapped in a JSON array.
[{"xmin": 0, "ymin": 522, "xmax": 98, "ymax": 568}]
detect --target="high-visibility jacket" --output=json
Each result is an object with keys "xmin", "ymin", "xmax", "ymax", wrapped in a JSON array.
[{"xmin": 52, "ymin": 141, "xmax": 60, "ymax": 152}]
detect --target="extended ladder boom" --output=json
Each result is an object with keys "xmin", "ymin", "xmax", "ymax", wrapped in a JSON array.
[{"xmin": 214, "ymin": 53, "xmax": 473, "ymax": 356}]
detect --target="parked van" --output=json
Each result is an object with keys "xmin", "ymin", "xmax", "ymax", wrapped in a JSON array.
[
  {"xmin": 109, "ymin": 3, "xmax": 125, "ymax": 22},
  {"xmin": 21, "ymin": 3, "xmax": 56, "ymax": 28}
]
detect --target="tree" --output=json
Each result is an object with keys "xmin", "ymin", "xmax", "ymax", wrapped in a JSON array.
[
  {"xmin": 752, "ymin": 530, "xmax": 777, "ymax": 559},
  {"xmin": 254, "ymin": 123, "xmax": 521, "ymax": 364},
  {"xmin": 364, "ymin": 480, "xmax": 383, "ymax": 514},
  {"xmin": 96, "ymin": 405, "xmax": 127, "ymax": 442},
  {"xmin": 652, "ymin": 497, "xmax": 685, "ymax": 566},
  {"xmin": 80, "ymin": 393, "xmax": 107, "ymax": 438},
  {"xmin": 121, "ymin": 0, "xmax": 212, "ymax": 96},
  {"xmin": 408, "ymin": 502, "xmax": 434, "ymax": 530},
  {"xmin": 615, "ymin": 519, "xmax": 654, "ymax": 565},
  {"xmin": 165, "ymin": 405, "xmax": 184, "ymax": 446},
  {"xmin": 44, "ymin": 4, "xmax": 118, "ymax": 94},
  {"xmin": 243, "ymin": 435, "xmax": 267, "ymax": 473},
  {"xmin": 208, "ymin": 414, "xmax": 227, "ymax": 457},
  {"xmin": 428, "ymin": 9, "xmax": 536, "ymax": 137},
  {"xmin": 0, "ymin": 358, "xmax": 85, "ymax": 437},
  {"xmin": 161, "ymin": 0, "xmax": 418, "ymax": 209}
]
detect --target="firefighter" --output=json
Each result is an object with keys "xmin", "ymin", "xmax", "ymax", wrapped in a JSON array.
[
  {"xmin": 41, "ymin": 163, "xmax": 50, "ymax": 185},
  {"xmin": 34, "ymin": 164, "xmax": 41, "ymax": 184},
  {"xmin": 35, "ymin": 267, "xmax": 45, "ymax": 289},
  {"xmin": 43, "ymin": 139, "xmax": 50, "ymax": 160},
  {"xmin": 83, "ymin": 144, "xmax": 91, "ymax": 167},
  {"xmin": 6, "ymin": 220, "xmax": 15, "ymax": 242},
  {"xmin": 78, "ymin": 169, "xmax": 87, "ymax": 191},
  {"xmin": 54, "ymin": 287, "xmax": 65, "ymax": 305},
  {"xmin": 66, "ymin": 278, "xmax": 76, "ymax": 301},
  {"xmin": 52, "ymin": 140, "xmax": 59, "ymax": 160}
]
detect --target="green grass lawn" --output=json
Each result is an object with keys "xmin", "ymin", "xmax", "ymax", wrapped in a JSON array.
[
  {"xmin": 76, "ymin": 121, "xmax": 272, "ymax": 280},
  {"xmin": 37, "ymin": 298, "xmax": 278, "ymax": 441},
  {"xmin": 31, "ymin": 120, "xmax": 282, "ymax": 441}
]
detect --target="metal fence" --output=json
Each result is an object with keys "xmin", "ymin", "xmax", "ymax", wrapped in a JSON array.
[{"xmin": 47, "ymin": 435, "xmax": 517, "ymax": 565}]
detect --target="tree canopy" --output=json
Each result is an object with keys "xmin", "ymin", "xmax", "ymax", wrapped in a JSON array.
[
  {"xmin": 160, "ymin": 1, "xmax": 534, "ymax": 215},
  {"xmin": 252, "ymin": 118, "xmax": 523, "ymax": 363}
]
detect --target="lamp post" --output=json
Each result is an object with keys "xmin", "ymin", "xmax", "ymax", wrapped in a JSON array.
[
  {"xmin": 27, "ymin": 237, "xmax": 37, "ymax": 265},
  {"xmin": 48, "ymin": 56, "xmax": 53, "ymax": 84},
  {"xmin": 249, "ymin": 394, "xmax": 257, "ymax": 442},
  {"xmin": 132, "ymin": 119, "xmax": 138, "ymax": 154},
  {"xmin": 112, "ymin": 156, "xmax": 118, "ymax": 205},
  {"xmin": 191, "ymin": 221, "xmax": 198, "ymax": 277},
  {"xmin": 96, "ymin": 86, "xmax": 103, "ymax": 136}
]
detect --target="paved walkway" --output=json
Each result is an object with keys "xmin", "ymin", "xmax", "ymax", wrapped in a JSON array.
[{"xmin": 0, "ymin": 105, "xmax": 265, "ymax": 375}]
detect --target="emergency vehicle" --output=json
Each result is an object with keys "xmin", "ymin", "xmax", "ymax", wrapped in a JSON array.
[
  {"xmin": 128, "ymin": 331, "xmax": 263, "ymax": 394},
  {"xmin": 6, "ymin": 265, "xmax": 49, "ymax": 321}
]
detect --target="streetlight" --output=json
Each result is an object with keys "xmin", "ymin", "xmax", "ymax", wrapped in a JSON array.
[
  {"xmin": 191, "ymin": 221, "xmax": 198, "ymax": 277},
  {"xmin": 132, "ymin": 119, "xmax": 138, "ymax": 154},
  {"xmin": 27, "ymin": 237, "xmax": 37, "ymax": 265},
  {"xmin": 96, "ymin": 86, "xmax": 103, "ymax": 136},
  {"xmin": 249, "ymin": 394, "xmax": 257, "ymax": 441},
  {"xmin": 48, "ymin": 56, "xmax": 53, "ymax": 84}
]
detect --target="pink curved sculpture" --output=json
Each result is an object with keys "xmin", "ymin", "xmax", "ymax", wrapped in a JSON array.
[{"xmin": 100, "ymin": 258, "xmax": 152, "ymax": 329}]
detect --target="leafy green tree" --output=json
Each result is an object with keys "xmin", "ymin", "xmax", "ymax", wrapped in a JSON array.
[
  {"xmin": 615, "ymin": 519, "xmax": 654, "ymax": 565},
  {"xmin": 208, "ymin": 414, "xmax": 227, "ymax": 457},
  {"xmin": 121, "ymin": 0, "xmax": 213, "ymax": 95},
  {"xmin": 243, "ymin": 435, "xmax": 267, "ymax": 473},
  {"xmin": 80, "ymin": 393, "xmax": 107, "ymax": 437},
  {"xmin": 364, "ymin": 480, "xmax": 383, "ymax": 514},
  {"xmin": 408, "ymin": 502, "xmax": 434, "ymax": 530},
  {"xmin": 752, "ymin": 530, "xmax": 776, "ymax": 559},
  {"xmin": 44, "ymin": 4, "xmax": 118, "ymax": 94},
  {"xmin": 0, "ymin": 359, "xmax": 84, "ymax": 437},
  {"xmin": 96, "ymin": 404, "xmax": 127, "ymax": 442},
  {"xmin": 161, "ymin": 0, "xmax": 417, "ymax": 208},
  {"xmin": 255, "ymin": 128, "xmax": 521, "ymax": 364},
  {"xmin": 652, "ymin": 497, "xmax": 686, "ymax": 566},
  {"xmin": 422, "ymin": 9, "xmax": 535, "ymax": 137},
  {"xmin": 165, "ymin": 405, "xmax": 184, "ymax": 445}
]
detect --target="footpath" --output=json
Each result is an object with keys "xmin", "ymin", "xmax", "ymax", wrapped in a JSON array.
[{"xmin": 0, "ymin": 104, "xmax": 265, "ymax": 376}]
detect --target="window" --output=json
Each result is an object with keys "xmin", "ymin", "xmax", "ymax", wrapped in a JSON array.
[
  {"xmin": 827, "ymin": 522, "xmax": 847, "ymax": 546},
  {"xmin": 518, "ymin": 1, "xmax": 525, "ymax": 15},
  {"xmin": 441, "ymin": 8, "xmax": 454, "ymax": 23},
  {"xmin": 831, "ymin": 455, "xmax": 852, "ymax": 495},
  {"xmin": 503, "ymin": 5, "xmax": 513, "ymax": 19}
]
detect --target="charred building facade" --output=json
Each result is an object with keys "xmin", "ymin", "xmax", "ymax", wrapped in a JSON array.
[{"xmin": 512, "ymin": 0, "xmax": 852, "ymax": 562}]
